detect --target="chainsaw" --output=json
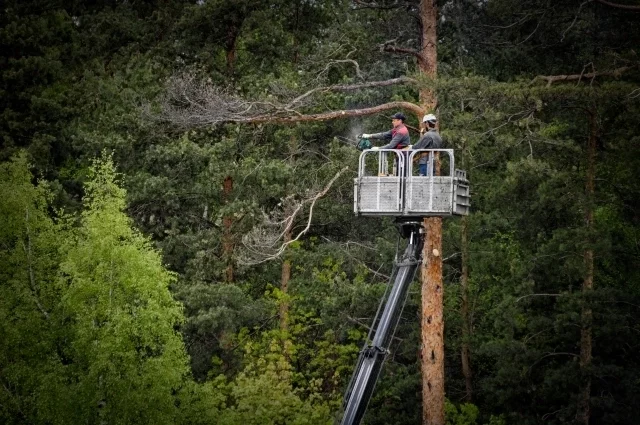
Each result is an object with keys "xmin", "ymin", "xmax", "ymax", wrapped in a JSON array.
[{"xmin": 355, "ymin": 135, "xmax": 372, "ymax": 151}]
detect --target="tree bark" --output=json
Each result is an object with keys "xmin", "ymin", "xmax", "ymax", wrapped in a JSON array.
[
  {"xmin": 576, "ymin": 110, "xmax": 597, "ymax": 425},
  {"xmin": 421, "ymin": 216, "xmax": 445, "ymax": 425},
  {"xmin": 226, "ymin": 46, "xmax": 236, "ymax": 77},
  {"xmin": 418, "ymin": 1, "xmax": 445, "ymax": 424},
  {"xmin": 459, "ymin": 133, "xmax": 473, "ymax": 402},
  {"xmin": 222, "ymin": 176, "xmax": 234, "ymax": 283},
  {"xmin": 418, "ymin": 0, "xmax": 438, "ymax": 104},
  {"xmin": 460, "ymin": 215, "xmax": 473, "ymax": 402},
  {"xmin": 280, "ymin": 133, "xmax": 297, "ymax": 332},
  {"xmin": 280, "ymin": 226, "xmax": 292, "ymax": 331},
  {"xmin": 224, "ymin": 13, "xmax": 245, "ymax": 76}
]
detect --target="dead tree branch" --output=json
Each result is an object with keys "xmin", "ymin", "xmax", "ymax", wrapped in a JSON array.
[
  {"xmin": 562, "ymin": 1, "xmax": 591, "ymax": 42},
  {"xmin": 516, "ymin": 293, "xmax": 564, "ymax": 303},
  {"xmin": 22, "ymin": 208, "xmax": 49, "ymax": 320},
  {"xmin": 317, "ymin": 59, "xmax": 365, "ymax": 80},
  {"xmin": 287, "ymin": 76, "xmax": 417, "ymax": 110},
  {"xmin": 531, "ymin": 66, "xmax": 634, "ymax": 87},
  {"xmin": 480, "ymin": 13, "xmax": 537, "ymax": 29},
  {"xmin": 238, "ymin": 166, "xmax": 349, "ymax": 265},
  {"xmin": 382, "ymin": 41, "xmax": 421, "ymax": 60},
  {"xmin": 594, "ymin": 0, "xmax": 640, "ymax": 11},
  {"xmin": 629, "ymin": 88, "xmax": 640, "ymax": 98},
  {"xmin": 352, "ymin": 0, "xmax": 405, "ymax": 10},
  {"xmin": 154, "ymin": 72, "xmax": 422, "ymax": 129}
]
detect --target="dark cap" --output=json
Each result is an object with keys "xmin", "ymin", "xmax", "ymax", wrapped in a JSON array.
[{"xmin": 392, "ymin": 112, "xmax": 406, "ymax": 122}]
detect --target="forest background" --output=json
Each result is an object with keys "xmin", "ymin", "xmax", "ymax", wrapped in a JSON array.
[{"xmin": 2, "ymin": 1, "xmax": 640, "ymax": 424}]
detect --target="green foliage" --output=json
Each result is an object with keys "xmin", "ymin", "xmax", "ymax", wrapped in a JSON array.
[
  {"xmin": 47, "ymin": 153, "xmax": 191, "ymax": 424},
  {"xmin": 3, "ymin": 0, "xmax": 640, "ymax": 424},
  {"xmin": 218, "ymin": 350, "xmax": 333, "ymax": 425},
  {"xmin": 445, "ymin": 400, "xmax": 479, "ymax": 425},
  {"xmin": 0, "ymin": 153, "xmax": 62, "ymax": 424},
  {"xmin": 0, "ymin": 152, "xmax": 215, "ymax": 425}
]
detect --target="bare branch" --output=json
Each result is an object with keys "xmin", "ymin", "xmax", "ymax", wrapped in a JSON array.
[
  {"xmin": 442, "ymin": 252, "xmax": 460, "ymax": 262},
  {"xmin": 316, "ymin": 59, "xmax": 365, "ymax": 81},
  {"xmin": 531, "ymin": 66, "xmax": 634, "ymax": 87},
  {"xmin": 515, "ymin": 293, "xmax": 563, "ymax": 303},
  {"xmin": 382, "ymin": 42, "xmax": 421, "ymax": 60},
  {"xmin": 481, "ymin": 13, "xmax": 537, "ymax": 29},
  {"xmin": 287, "ymin": 76, "xmax": 417, "ymax": 110},
  {"xmin": 516, "ymin": 15, "xmax": 543, "ymax": 46},
  {"xmin": 154, "ymin": 72, "xmax": 422, "ymax": 129},
  {"xmin": 250, "ymin": 101, "xmax": 424, "ymax": 124},
  {"xmin": 476, "ymin": 109, "xmax": 535, "ymax": 137},
  {"xmin": 22, "ymin": 208, "xmax": 49, "ymax": 320},
  {"xmin": 353, "ymin": 0, "xmax": 405, "ymax": 10},
  {"xmin": 320, "ymin": 236, "xmax": 392, "ymax": 280},
  {"xmin": 562, "ymin": 1, "xmax": 591, "ymax": 42},
  {"xmin": 238, "ymin": 166, "xmax": 349, "ymax": 265},
  {"xmin": 594, "ymin": 0, "xmax": 640, "ymax": 11},
  {"xmin": 528, "ymin": 352, "xmax": 580, "ymax": 374}
]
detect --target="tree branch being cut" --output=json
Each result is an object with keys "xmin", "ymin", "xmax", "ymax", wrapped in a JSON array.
[{"xmin": 154, "ymin": 72, "xmax": 423, "ymax": 129}]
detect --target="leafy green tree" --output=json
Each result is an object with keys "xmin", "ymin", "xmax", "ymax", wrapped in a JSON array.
[
  {"xmin": 42, "ymin": 153, "xmax": 194, "ymax": 425},
  {"xmin": 216, "ymin": 300, "xmax": 349, "ymax": 425},
  {"xmin": 0, "ymin": 153, "xmax": 62, "ymax": 424}
]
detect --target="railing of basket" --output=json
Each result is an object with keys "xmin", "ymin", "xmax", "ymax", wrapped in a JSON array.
[{"xmin": 355, "ymin": 149, "xmax": 468, "ymax": 216}]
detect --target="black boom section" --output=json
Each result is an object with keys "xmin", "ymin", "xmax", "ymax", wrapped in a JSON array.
[{"xmin": 340, "ymin": 222, "xmax": 424, "ymax": 425}]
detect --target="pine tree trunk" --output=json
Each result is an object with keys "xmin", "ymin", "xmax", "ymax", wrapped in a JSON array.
[
  {"xmin": 460, "ymin": 215, "xmax": 473, "ymax": 402},
  {"xmin": 418, "ymin": 0, "xmax": 438, "ymax": 104},
  {"xmin": 280, "ymin": 133, "xmax": 297, "ymax": 333},
  {"xmin": 576, "ymin": 110, "xmax": 596, "ymax": 425},
  {"xmin": 421, "ymin": 217, "xmax": 445, "ymax": 425},
  {"xmin": 224, "ymin": 21, "xmax": 242, "ymax": 77},
  {"xmin": 460, "ymin": 135, "xmax": 473, "ymax": 402},
  {"xmin": 280, "ymin": 221, "xmax": 292, "ymax": 331},
  {"xmin": 226, "ymin": 47, "xmax": 236, "ymax": 76},
  {"xmin": 222, "ymin": 176, "xmax": 234, "ymax": 283},
  {"xmin": 417, "ymin": 1, "xmax": 445, "ymax": 424}
]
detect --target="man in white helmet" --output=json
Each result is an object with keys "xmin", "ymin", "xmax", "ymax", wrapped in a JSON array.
[{"xmin": 412, "ymin": 113, "xmax": 442, "ymax": 176}]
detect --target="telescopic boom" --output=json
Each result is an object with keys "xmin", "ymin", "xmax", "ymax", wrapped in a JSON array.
[{"xmin": 340, "ymin": 221, "xmax": 424, "ymax": 425}]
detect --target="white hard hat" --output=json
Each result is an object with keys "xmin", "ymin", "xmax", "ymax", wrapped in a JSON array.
[{"xmin": 423, "ymin": 113, "xmax": 437, "ymax": 123}]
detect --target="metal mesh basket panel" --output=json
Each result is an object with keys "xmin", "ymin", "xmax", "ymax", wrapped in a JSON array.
[
  {"xmin": 358, "ymin": 177, "xmax": 402, "ymax": 213},
  {"xmin": 405, "ymin": 177, "xmax": 453, "ymax": 214}
]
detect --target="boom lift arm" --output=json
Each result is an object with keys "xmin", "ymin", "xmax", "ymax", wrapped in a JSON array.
[
  {"xmin": 340, "ymin": 220, "xmax": 424, "ymax": 425},
  {"xmin": 344, "ymin": 147, "xmax": 469, "ymax": 424}
]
